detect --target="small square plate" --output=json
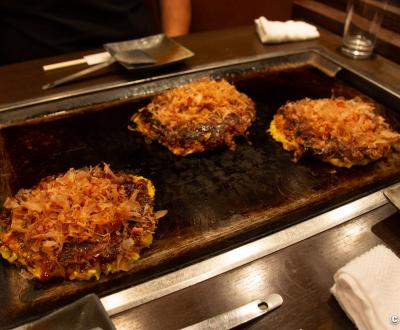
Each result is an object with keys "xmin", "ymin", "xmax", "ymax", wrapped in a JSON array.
[
  {"xmin": 15, "ymin": 294, "xmax": 115, "ymax": 330},
  {"xmin": 104, "ymin": 34, "xmax": 194, "ymax": 70}
]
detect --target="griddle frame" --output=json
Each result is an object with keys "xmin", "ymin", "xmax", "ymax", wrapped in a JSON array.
[
  {"xmin": 2, "ymin": 48, "xmax": 399, "ymax": 124},
  {"xmin": 3, "ymin": 48, "xmax": 400, "ymax": 327}
]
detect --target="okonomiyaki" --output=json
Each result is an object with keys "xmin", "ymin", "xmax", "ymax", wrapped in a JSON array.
[
  {"xmin": 0, "ymin": 164, "xmax": 166, "ymax": 281},
  {"xmin": 130, "ymin": 77, "xmax": 256, "ymax": 156},
  {"xmin": 269, "ymin": 97, "xmax": 400, "ymax": 167}
]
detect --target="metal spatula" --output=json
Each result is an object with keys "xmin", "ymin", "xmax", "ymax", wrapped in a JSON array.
[{"xmin": 181, "ymin": 293, "xmax": 283, "ymax": 330}]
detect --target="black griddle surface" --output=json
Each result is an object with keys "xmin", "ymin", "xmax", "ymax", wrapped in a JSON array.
[{"xmin": 1, "ymin": 65, "xmax": 400, "ymax": 329}]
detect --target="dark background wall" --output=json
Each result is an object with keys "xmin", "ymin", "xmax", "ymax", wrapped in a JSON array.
[
  {"xmin": 146, "ymin": 0, "xmax": 294, "ymax": 33},
  {"xmin": 189, "ymin": 0, "xmax": 293, "ymax": 32},
  {"xmin": 146, "ymin": 0, "xmax": 399, "ymax": 42}
]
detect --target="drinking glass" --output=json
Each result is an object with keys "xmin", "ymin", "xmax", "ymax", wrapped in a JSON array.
[{"xmin": 341, "ymin": 0, "xmax": 388, "ymax": 59}]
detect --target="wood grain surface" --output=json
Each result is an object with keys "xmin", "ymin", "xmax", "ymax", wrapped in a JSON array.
[
  {"xmin": 1, "ymin": 26, "xmax": 399, "ymax": 108},
  {"xmin": 292, "ymin": 0, "xmax": 400, "ymax": 62},
  {"xmin": 111, "ymin": 204, "xmax": 400, "ymax": 330}
]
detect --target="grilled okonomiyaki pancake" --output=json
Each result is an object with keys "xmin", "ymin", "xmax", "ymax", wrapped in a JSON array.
[
  {"xmin": 0, "ymin": 164, "xmax": 167, "ymax": 281},
  {"xmin": 269, "ymin": 97, "xmax": 400, "ymax": 167},
  {"xmin": 130, "ymin": 77, "xmax": 256, "ymax": 156}
]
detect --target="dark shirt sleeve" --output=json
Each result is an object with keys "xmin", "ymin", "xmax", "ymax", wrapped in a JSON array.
[{"xmin": 0, "ymin": 0, "xmax": 157, "ymax": 64}]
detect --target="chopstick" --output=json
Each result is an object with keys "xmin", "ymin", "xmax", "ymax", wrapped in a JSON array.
[
  {"xmin": 43, "ymin": 58, "xmax": 87, "ymax": 71},
  {"xmin": 42, "ymin": 57, "xmax": 116, "ymax": 90},
  {"xmin": 42, "ymin": 51, "xmax": 112, "ymax": 71}
]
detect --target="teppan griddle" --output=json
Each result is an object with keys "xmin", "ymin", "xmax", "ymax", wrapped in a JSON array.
[{"xmin": 1, "ymin": 50, "xmax": 400, "ymax": 329}]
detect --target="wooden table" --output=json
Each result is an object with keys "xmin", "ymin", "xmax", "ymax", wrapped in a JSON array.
[
  {"xmin": 111, "ymin": 203, "xmax": 400, "ymax": 330},
  {"xmin": 1, "ymin": 25, "xmax": 399, "ymax": 108},
  {"xmin": 1, "ymin": 26, "xmax": 400, "ymax": 329}
]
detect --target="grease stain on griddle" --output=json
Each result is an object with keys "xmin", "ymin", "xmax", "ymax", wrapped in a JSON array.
[{"xmin": 1, "ymin": 65, "xmax": 400, "ymax": 328}]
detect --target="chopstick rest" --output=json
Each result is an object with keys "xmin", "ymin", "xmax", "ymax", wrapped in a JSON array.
[
  {"xmin": 331, "ymin": 244, "xmax": 400, "ymax": 330},
  {"xmin": 254, "ymin": 16, "xmax": 319, "ymax": 44}
]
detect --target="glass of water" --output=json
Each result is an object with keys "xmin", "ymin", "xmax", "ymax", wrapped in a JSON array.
[{"xmin": 341, "ymin": 0, "xmax": 388, "ymax": 59}]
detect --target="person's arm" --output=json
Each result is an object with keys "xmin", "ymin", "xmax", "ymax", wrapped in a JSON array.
[{"xmin": 160, "ymin": 0, "xmax": 191, "ymax": 37}]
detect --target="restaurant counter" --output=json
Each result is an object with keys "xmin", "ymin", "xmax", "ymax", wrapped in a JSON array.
[{"xmin": 1, "ymin": 26, "xmax": 400, "ymax": 329}]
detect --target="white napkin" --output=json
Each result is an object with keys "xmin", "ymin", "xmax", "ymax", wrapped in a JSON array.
[
  {"xmin": 331, "ymin": 245, "xmax": 400, "ymax": 330},
  {"xmin": 254, "ymin": 16, "xmax": 320, "ymax": 44}
]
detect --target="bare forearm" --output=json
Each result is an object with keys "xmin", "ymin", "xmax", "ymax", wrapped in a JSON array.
[{"xmin": 160, "ymin": 0, "xmax": 191, "ymax": 37}]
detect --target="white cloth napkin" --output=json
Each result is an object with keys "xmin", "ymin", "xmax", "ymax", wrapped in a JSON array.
[
  {"xmin": 331, "ymin": 245, "xmax": 400, "ymax": 330},
  {"xmin": 254, "ymin": 16, "xmax": 320, "ymax": 44}
]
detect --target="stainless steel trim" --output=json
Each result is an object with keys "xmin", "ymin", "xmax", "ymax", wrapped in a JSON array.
[
  {"xmin": 101, "ymin": 185, "xmax": 394, "ymax": 316},
  {"xmin": 313, "ymin": 47, "xmax": 400, "ymax": 100},
  {"xmin": 2, "ymin": 47, "xmax": 399, "ymax": 115},
  {"xmin": 307, "ymin": 51, "xmax": 342, "ymax": 77},
  {"xmin": 0, "ymin": 48, "xmax": 313, "ymax": 113},
  {"xmin": 0, "ymin": 48, "xmax": 332, "ymax": 114}
]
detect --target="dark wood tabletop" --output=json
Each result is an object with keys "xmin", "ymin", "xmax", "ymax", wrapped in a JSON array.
[
  {"xmin": 111, "ymin": 203, "xmax": 400, "ymax": 330},
  {"xmin": 0, "ymin": 25, "xmax": 399, "ymax": 109},
  {"xmin": 1, "ymin": 26, "xmax": 400, "ymax": 330}
]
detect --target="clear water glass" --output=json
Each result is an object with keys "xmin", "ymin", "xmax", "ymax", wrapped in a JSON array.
[{"xmin": 341, "ymin": 0, "xmax": 388, "ymax": 59}]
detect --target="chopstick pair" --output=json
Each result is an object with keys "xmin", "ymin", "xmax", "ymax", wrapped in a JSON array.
[
  {"xmin": 42, "ymin": 52, "xmax": 112, "ymax": 71},
  {"xmin": 42, "ymin": 51, "xmax": 115, "ymax": 90},
  {"xmin": 41, "ymin": 49, "xmax": 156, "ymax": 90},
  {"xmin": 42, "ymin": 57, "xmax": 117, "ymax": 90}
]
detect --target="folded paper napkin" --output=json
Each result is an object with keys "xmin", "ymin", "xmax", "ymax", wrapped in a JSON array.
[
  {"xmin": 254, "ymin": 16, "xmax": 320, "ymax": 43},
  {"xmin": 331, "ymin": 245, "xmax": 400, "ymax": 330}
]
